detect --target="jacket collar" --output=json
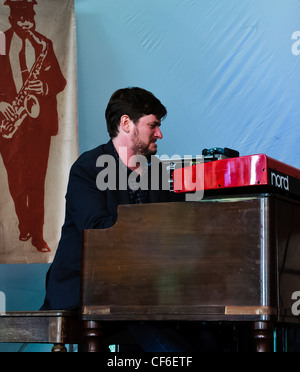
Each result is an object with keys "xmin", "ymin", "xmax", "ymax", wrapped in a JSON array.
[{"xmin": 102, "ymin": 139, "xmax": 162, "ymax": 203}]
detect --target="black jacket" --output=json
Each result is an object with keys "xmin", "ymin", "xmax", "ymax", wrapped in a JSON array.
[{"xmin": 41, "ymin": 140, "xmax": 173, "ymax": 310}]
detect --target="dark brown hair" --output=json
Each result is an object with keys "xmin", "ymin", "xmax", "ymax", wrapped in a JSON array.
[{"xmin": 105, "ymin": 87, "xmax": 167, "ymax": 138}]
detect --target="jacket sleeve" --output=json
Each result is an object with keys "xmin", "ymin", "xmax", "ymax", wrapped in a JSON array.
[
  {"xmin": 66, "ymin": 156, "xmax": 118, "ymax": 233},
  {"xmin": 41, "ymin": 39, "xmax": 67, "ymax": 96}
]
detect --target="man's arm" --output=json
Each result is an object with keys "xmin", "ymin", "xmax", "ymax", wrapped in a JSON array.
[
  {"xmin": 66, "ymin": 156, "xmax": 118, "ymax": 233},
  {"xmin": 27, "ymin": 35, "xmax": 67, "ymax": 98},
  {"xmin": 41, "ymin": 39, "xmax": 67, "ymax": 96}
]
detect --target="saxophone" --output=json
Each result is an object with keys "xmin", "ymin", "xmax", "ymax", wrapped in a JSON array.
[{"xmin": 0, "ymin": 30, "xmax": 49, "ymax": 139}]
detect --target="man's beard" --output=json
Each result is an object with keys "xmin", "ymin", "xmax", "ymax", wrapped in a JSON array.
[{"xmin": 131, "ymin": 127, "xmax": 157, "ymax": 157}]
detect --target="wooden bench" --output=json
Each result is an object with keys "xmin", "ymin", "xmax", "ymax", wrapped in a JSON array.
[{"xmin": 0, "ymin": 311, "xmax": 84, "ymax": 352}]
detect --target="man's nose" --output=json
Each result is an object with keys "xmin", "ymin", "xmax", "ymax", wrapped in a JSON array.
[{"xmin": 155, "ymin": 127, "xmax": 163, "ymax": 139}]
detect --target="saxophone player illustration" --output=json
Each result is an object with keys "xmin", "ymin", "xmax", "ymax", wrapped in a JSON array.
[{"xmin": 0, "ymin": 0, "xmax": 66, "ymax": 252}]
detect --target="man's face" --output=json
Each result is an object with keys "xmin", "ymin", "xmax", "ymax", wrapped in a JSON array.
[
  {"xmin": 131, "ymin": 114, "xmax": 163, "ymax": 157},
  {"xmin": 9, "ymin": 7, "xmax": 36, "ymax": 37}
]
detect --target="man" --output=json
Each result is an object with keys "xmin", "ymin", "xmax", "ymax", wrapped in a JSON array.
[
  {"xmin": 41, "ymin": 87, "xmax": 171, "ymax": 311},
  {"xmin": 0, "ymin": 0, "xmax": 66, "ymax": 252},
  {"xmin": 41, "ymin": 88, "xmax": 217, "ymax": 352}
]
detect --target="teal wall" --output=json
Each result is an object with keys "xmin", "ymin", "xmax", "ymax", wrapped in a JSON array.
[
  {"xmin": 1, "ymin": 0, "xmax": 300, "ymax": 351},
  {"xmin": 0, "ymin": 265, "xmax": 51, "ymax": 352}
]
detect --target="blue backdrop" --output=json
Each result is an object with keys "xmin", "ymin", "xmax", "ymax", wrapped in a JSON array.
[
  {"xmin": 76, "ymin": 0, "xmax": 300, "ymax": 167},
  {"xmin": 1, "ymin": 0, "xmax": 300, "ymax": 351}
]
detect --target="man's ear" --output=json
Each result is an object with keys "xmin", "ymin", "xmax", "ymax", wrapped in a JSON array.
[{"xmin": 120, "ymin": 115, "xmax": 131, "ymax": 133}]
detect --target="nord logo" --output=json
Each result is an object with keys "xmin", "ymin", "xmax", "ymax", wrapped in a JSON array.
[{"xmin": 270, "ymin": 172, "xmax": 289, "ymax": 191}]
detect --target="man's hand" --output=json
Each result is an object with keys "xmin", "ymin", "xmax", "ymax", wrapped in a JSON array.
[
  {"xmin": 25, "ymin": 80, "xmax": 47, "ymax": 95},
  {"xmin": 0, "ymin": 102, "xmax": 16, "ymax": 122}
]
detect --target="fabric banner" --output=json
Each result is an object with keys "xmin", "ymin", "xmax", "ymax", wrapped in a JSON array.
[{"xmin": 0, "ymin": 0, "xmax": 78, "ymax": 263}]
